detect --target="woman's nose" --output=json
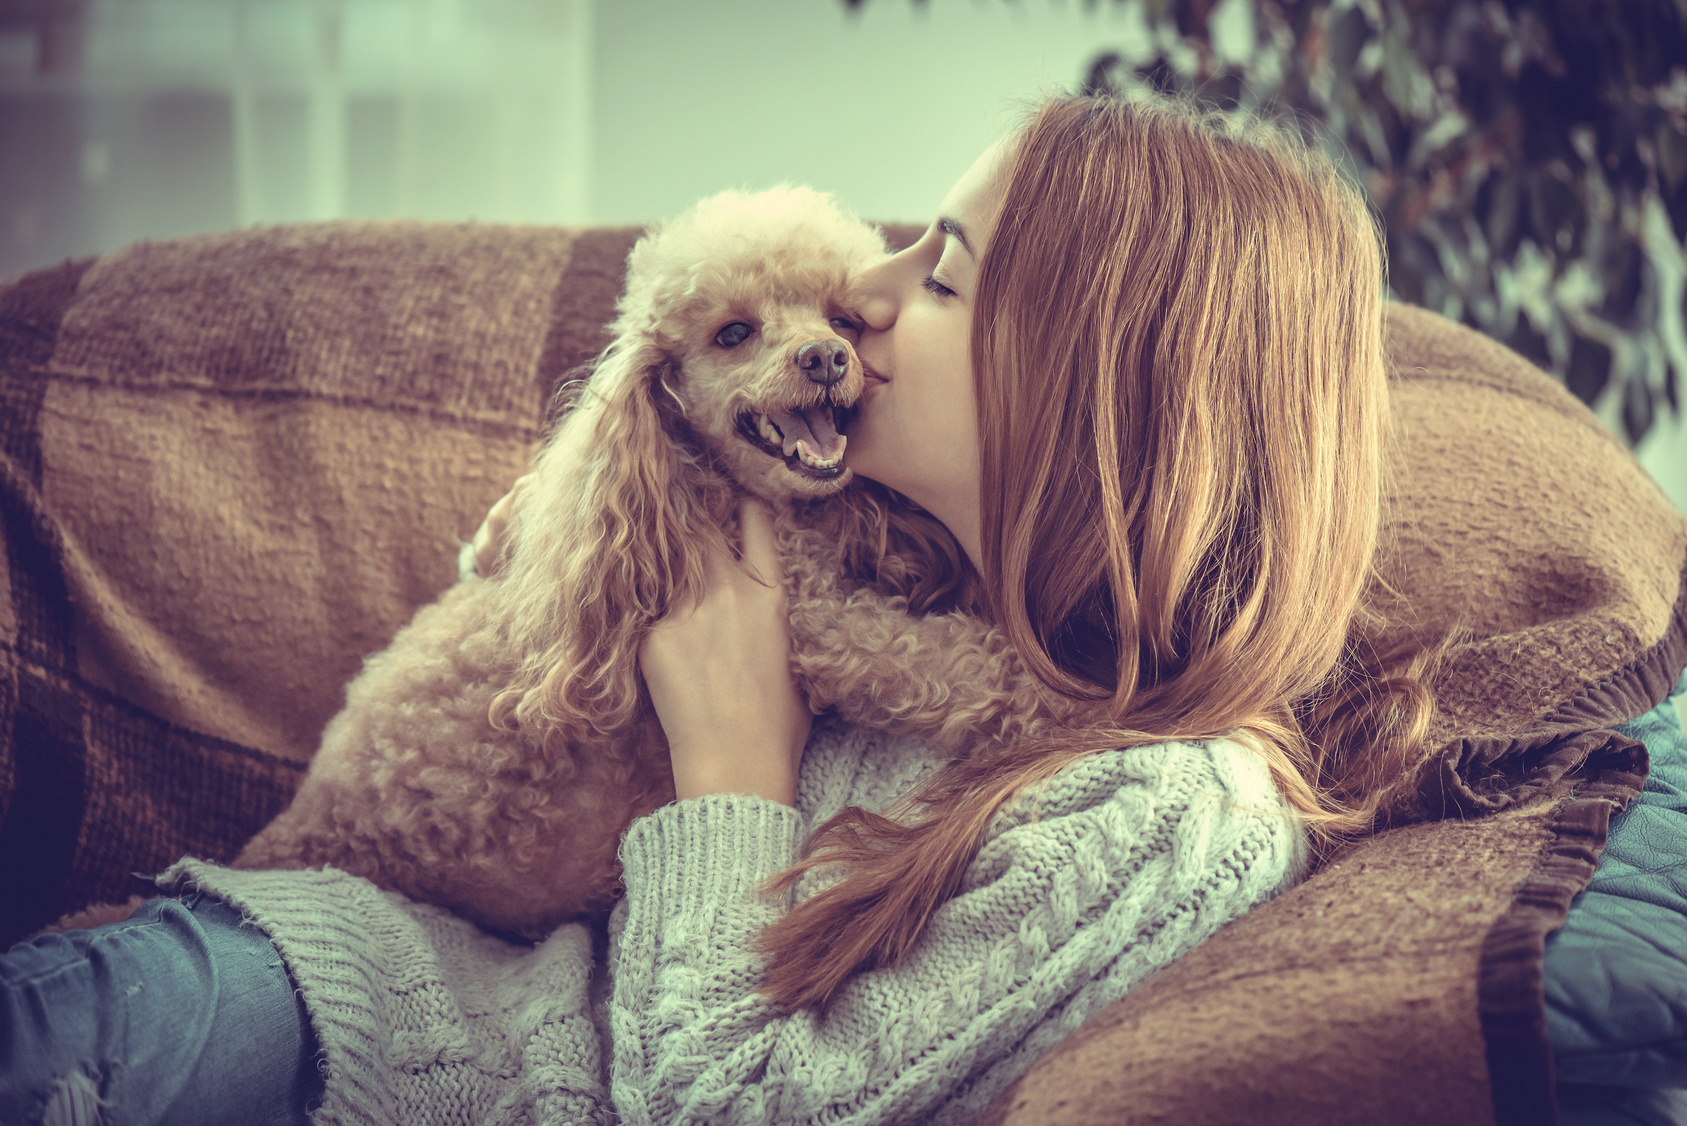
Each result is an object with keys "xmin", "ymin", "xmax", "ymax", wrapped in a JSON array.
[{"xmin": 851, "ymin": 258, "xmax": 900, "ymax": 331}]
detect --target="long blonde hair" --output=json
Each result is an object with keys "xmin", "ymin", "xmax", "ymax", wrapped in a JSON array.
[{"xmin": 754, "ymin": 94, "xmax": 1440, "ymax": 1009}]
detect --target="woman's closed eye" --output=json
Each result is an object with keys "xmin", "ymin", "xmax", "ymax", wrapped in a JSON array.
[{"xmin": 921, "ymin": 274, "xmax": 957, "ymax": 299}]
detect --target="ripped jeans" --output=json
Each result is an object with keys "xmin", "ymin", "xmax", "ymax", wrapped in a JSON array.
[{"xmin": 0, "ymin": 893, "xmax": 321, "ymax": 1126}]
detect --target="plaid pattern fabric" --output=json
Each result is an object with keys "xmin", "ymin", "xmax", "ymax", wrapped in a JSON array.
[{"xmin": 0, "ymin": 223, "xmax": 640, "ymax": 943}]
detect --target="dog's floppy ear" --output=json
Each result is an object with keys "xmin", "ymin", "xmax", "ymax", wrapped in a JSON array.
[{"xmin": 490, "ymin": 328, "xmax": 731, "ymax": 749}]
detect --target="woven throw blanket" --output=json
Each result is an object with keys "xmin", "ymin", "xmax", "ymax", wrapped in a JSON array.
[
  {"xmin": 0, "ymin": 222, "xmax": 636, "ymax": 941},
  {"xmin": 981, "ymin": 303, "xmax": 1687, "ymax": 1126},
  {"xmin": 2, "ymin": 224, "xmax": 1684, "ymax": 1126}
]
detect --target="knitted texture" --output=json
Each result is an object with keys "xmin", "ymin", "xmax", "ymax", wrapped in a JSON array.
[{"xmin": 158, "ymin": 715, "xmax": 1303, "ymax": 1126}]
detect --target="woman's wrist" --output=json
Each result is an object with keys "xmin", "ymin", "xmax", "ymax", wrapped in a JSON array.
[
  {"xmin": 670, "ymin": 748, "xmax": 799, "ymax": 806},
  {"xmin": 649, "ymin": 674, "xmax": 808, "ymax": 806}
]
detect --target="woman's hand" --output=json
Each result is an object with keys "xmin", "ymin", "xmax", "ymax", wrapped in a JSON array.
[
  {"xmin": 638, "ymin": 500, "xmax": 811, "ymax": 806},
  {"xmin": 469, "ymin": 473, "xmax": 534, "ymax": 577}
]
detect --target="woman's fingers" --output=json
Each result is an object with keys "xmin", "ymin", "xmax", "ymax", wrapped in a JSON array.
[
  {"xmin": 735, "ymin": 498, "xmax": 781, "ymax": 590},
  {"xmin": 638, "ymin": 498, "xmax": 810, "ymax": 805},
  {"xmin": 471, "ymin": 473, "xmax": 533, "ymax": 577},
  {"xmin": 686, "ymin": 498, "xmax": 780, "ymax": 603}
]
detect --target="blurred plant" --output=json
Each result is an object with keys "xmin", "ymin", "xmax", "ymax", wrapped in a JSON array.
[{"xmin": 1071, "ymin": 0, "xmax": 1687, "ymax": 447}]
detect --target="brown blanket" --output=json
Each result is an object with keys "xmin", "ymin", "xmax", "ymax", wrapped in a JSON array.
[
  {"xmin": 2, "ymin": 223, "xmax": 1684, "ymax": 1126},
  {"xmin": 982, "ymin": 306, "xmax": 1687, "ymax": 1126}
]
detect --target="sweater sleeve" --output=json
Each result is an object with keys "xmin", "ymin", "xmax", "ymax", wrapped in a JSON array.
[{"xmin": 608, "ymin": 738, "xmax": 1305, "ymax": 1126}]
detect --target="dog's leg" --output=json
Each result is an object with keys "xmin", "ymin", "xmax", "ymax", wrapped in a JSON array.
[
  {"xmin": 234, "ymin": 579, "xmax": 662, "ymax": 937},
  {"xmin": 775, "ymin": 514, "xmax": 1063, "ymax": 758},
  {"xmin": 792, "ymin": 586, "xmax": 1059, "ymax": 757}
]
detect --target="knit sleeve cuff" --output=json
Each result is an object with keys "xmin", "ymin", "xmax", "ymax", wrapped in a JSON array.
[{"xmin": 617, "ymin": 793, "xmax": 807, "ymax": 939}]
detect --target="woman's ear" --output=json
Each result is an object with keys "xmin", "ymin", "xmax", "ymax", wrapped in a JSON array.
[{"xmin": 491, "ymin": 330, "xmax": 724, "ymax": 748}]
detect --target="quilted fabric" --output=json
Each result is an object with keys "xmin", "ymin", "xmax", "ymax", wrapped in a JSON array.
[{"xmin": 1547, "ymin": 669, "xmax": 1687, "ymax": 1120}]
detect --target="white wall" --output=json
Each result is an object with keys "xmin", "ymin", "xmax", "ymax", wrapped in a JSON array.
[
  {"xmin": 590, "ymin": 0, "xmax": 1153, "ymax": 224},
  {"xmin": 1, "ymin": 0, "xmax": 1156, "ymax": 237}
]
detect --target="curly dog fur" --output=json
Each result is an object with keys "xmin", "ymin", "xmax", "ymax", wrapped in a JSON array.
[{"xmin": 235, "ymin": 187, "xmax": 1062, "ymax": 938}]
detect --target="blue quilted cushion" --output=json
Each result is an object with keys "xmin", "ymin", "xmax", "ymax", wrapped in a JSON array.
[{"xmin": 1546, "ymin": 669, "xmax": 1687, "ymax": 1124}]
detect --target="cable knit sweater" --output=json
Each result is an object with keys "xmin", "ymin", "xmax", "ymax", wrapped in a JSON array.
[{"xmin": 156, "ymin": 715, "xmax": 1307, "ymax": 1126}]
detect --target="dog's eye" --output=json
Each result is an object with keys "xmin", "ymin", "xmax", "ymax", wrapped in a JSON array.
[
  {"xmin": 829, "ymin": 317, "xmax": 861, "ymax": 335},
  {"xmin": 714, "ymin": 322, "xmax": 755, "ymax": 348}
]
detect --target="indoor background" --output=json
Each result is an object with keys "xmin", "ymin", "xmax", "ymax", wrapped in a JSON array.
[{"xmin": 2, "ymin": 0, "xmax": 1683, "ymax": 512}]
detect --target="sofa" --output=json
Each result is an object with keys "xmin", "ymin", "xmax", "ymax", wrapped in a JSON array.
[{"xmin": 2, "ymin": 219, "xmax": 1684, "ymax": 1125}]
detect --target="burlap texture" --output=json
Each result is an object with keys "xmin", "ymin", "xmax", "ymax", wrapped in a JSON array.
[
  {"xmin": 0, "ymin": 222, "xmax": 641, "ymax": 936},
  {"xmin": 2, "ymin": 223, "xmax": 1684, "ymax": 1125},
  {"xmin": 1378, "ymin": 305, "xmax": 1685, "ymax": 821}
]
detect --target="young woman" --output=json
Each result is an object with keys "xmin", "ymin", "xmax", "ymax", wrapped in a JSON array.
[{"xmin": 1, "ymin": 94, "xmax": 1435, "ymax": 1126}]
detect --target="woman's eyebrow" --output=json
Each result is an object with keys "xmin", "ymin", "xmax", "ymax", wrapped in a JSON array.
[{"xmin": 938, "ymin": 217, "xmax": 974, "ymax": 258}]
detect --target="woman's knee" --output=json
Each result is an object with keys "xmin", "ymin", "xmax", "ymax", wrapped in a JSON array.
[{"xmin": 0, "ymin": 895, "xmax": 321, "ymax": 1126}]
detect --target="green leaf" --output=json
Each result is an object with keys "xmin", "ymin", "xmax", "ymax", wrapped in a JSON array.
[
  {"xmin": 1566, "ymin": 334, "xmax": 1613, "ymax": 405},
  {"xmin": 1483, "ymin": 170, "xmax": 1523, "ymax": 261},
  {"xmin": 1527, "ymin": 172, "xmax": 1576, "ymax": 251},
  {"xmin": 1658, "ymin": 120, "xmax": 1687, "ymax": 194},
  {"xmin": 1380, "ymin": 27, "xmax": 1417, "ymax": 116},
  {"xmin": 1082, "ymin": 52, "xmax": 1126, "ymax": 97},
  {"xmin": 1600, "ymin": 243, "xmax": 1644, "ymax": 324},
  {"xmin": 1506, "ymin": 319, "xmax": 1553, "ymax": 370},
  {"xmin": 1327, "ymin": 6, "xmax": 1369, "ymax": 77},
  {"xmin": 1622, "ymin": 371, "xmax": 1655, "ymax": 445}
]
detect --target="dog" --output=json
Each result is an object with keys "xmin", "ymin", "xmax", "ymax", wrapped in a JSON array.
[{"xmin": 234, "ymin": 187, "xmax": 1059, "ymax": 938}]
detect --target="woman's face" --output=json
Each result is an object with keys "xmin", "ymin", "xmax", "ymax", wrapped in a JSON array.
[{"xmin": 845, "ymin": 139, "xmax": 1014, "ymax": 568}]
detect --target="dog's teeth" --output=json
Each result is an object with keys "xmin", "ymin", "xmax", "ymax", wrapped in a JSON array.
[
  {"xmin": 795, "ymin": 440, "xmax": 842, "ymax": 470},
  {"xmin": 758, "ymin": 413, "xmax": 782, "ymax": 444}
]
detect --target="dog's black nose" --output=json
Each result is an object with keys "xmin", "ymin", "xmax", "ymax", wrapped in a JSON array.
[{"xmin": 795, "ymin": 339, "xmax": 850, "ymax": 386}]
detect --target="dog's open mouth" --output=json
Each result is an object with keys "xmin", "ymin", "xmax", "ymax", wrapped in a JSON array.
[{"xmin": 735, "ymin": 403, "xmax": 850, "ymax": 479}]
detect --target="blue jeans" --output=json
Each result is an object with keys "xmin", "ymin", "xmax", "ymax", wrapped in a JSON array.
[{"xmin": 0, "ymin": 893, "xmax": 321, "ymax": 1126}]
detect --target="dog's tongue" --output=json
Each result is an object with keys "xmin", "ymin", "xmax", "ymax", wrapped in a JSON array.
[{"xmin": 770, "ymin": 405, "xmax": 847, "ymax": 462}]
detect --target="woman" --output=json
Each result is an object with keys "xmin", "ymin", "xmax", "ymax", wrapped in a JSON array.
[{"xmin": 1, "ymin": 94, "xmax": 1432, "ymax": 1125}]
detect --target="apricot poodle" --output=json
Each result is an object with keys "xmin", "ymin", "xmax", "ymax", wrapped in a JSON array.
[{"xmin": 235, "ymin": 187, "xmax": 1060, "ymax": 938}]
